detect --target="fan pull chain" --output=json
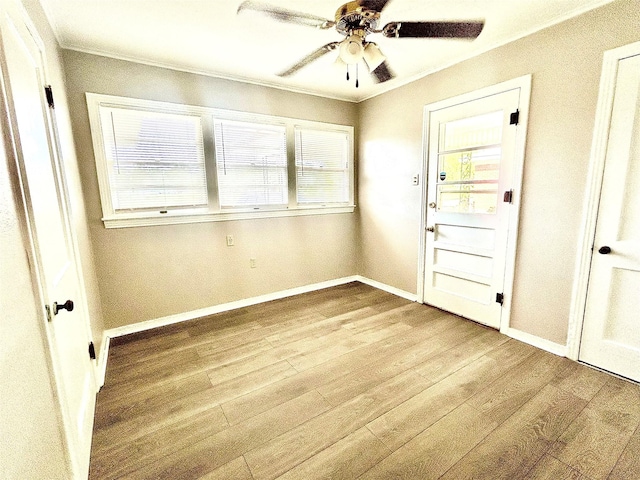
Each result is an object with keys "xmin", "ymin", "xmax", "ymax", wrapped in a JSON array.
[
  {"xmin": 346, "ymin": 64, "xmax": 350, "ymax": 81},
  {"xmin": 356, "ymin": 63, "xmax": 359, "ymax": 88}
]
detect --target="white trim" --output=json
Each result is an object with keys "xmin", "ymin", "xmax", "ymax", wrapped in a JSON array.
[
  {"xmin": 354, "ymin": 276, "xmax": 417, "ymax": 302},
  {"xmin": 567, "ymin": 40, "xmax": 640, "ymax": 361},
  {"xmin": 417, "ymin": 75, "xmax": 532, "ymax": 335},
  {"xmin": 505, "ymin": 327, "xmax": 568, "ymax": 357},
  {"xmin": 102, "ymin": 205, "xmax": 355, "ymax": 229}
]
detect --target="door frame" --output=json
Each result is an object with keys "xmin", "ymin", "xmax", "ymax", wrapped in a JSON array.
[
  {"xmin": 0, "ymin": 0, "xmax": 96, "ymax": 476},
  {"xmin": 567, "ymin": 40, "xmax": 640, "ymax": 361},
  {"xmin": 417, "ymin": 75, "xmax": 531, "ymax": 334}
]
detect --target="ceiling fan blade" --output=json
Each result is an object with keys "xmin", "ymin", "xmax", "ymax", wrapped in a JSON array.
[
  {"xmin": 278, "ymin": 42, "xmax": 341, "ymax": 77},
  {"xmin": 237, "ymin": 1, "xmax": 335, "ymax": 29},
  {"xmin": 358, "ymin": 0, "xmax": 393, "ymax": 13},
  {"xmin": 382, "ymin": 21, "xmax": 484, "ymax": 39},
  {"xmin": 370, "ymin": 61, "xmax": 394, "ymax": 83}
]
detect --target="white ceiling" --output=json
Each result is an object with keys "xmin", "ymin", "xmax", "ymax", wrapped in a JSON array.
[{"xmin": 40, "ymin": 0, "xmax": 614, "ymax": 102}]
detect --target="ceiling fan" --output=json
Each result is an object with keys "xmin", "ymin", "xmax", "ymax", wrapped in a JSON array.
[{"xmin": 237, "ymin": 0, "xmax": 484, "ymax": 87}]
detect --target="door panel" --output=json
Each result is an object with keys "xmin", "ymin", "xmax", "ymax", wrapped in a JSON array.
[
  {"xmin": 424, "ymin": 89, "xmax": 520, "ymax": 329},
  {"xmin": 1, "ymin": 2, "xmax": 95, "ymax": 476},
  {"xmin": 579, "ymin": 53, "xmax": 640, "ymax": 383}
]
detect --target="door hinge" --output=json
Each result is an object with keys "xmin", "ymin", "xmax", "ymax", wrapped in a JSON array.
[
  {"xmin": 45, "ymin": 304, "xmax": 52, "ymax": 322},
  {"xmin": 509, "ymin": 109, "xmax": 520, "ymax": 125},
  {"xmin": 503, "ymin": 189, "xmax": 513, "ymax": 203},
  {"xmin": 496, "ymin": 293, "xmax": 504, "ymax": 305},
  {"xmin": 88, "ymin": 341, "xmax": 96, "ymax": 360},
  {"xmin": 44, "ymin": 85, "xmax": 54, "ymax": 108}
]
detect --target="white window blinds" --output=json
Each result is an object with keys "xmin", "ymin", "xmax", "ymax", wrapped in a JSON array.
[
  {"xmin": 295, "ymin": 128, "xmax": 350, "ymax": 204},
  {"xmin": 214, "ymin": 119, "xmax": 288, "ymax": 208},
  {"xmin": 99, "ymin": 107, "xmax": 207, "ymax": 212}
]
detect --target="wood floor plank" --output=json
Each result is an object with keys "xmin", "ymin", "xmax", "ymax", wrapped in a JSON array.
[
  {"xmin": 121, "ymin": 390, "xmax": 331, "ymax": 480},
  {"xmin": 93, "ymin": 371, "xmax": 213, "ymax": 431},
  {"xmin": 549, "ymin": 361, "xmax": 610, "ymax": 401},
  {"xmin": 524, "ymin": 455, "xmax": 589, "ymax": 480},
  {"xmin": 109, "ymin": 321, "xmax": 262, "ymax": 369},
  {"xmin": 273, "ymin": 427, "xmax": 391, "ymax": 480},
  {"xmin": 548, "ymin": 378, "xmax": 640, "ymax": 479},
  {"xmin": 243, "ymin": 370, "xmax": 431, "ymax": 480},
  {"xmin": 366, "ymin": 338, "xmax": 537, "ymax": 451},
  {"xmin": 286, "ymin": 320, "xmax": 414, "ymax": 372},
  {"xmin": 414, "ymin": 326, "xmax": 509, "ymax": 382},
  {"xmin": 89, "ymin": 407, "xmax": 229, "ymax": 479},
  {"xmin": 196, "ymin": 456, "xmax": 254, "ymax": 480},
  {"xmin": 92, "ymin": 386, "xmax": 225, "ymax": 455},
  {"xmin": 264, "ymin": 306, "xmax": 377, "ymax": 347},
  {"xmin": 608, "ymin": 423, "xmax": 640, "ymax": 480},
  {"xmin": 359, "ymin": 403, "xmax": 499, "ymax": 480},
  {"xmin": 316, "ymin": 318, "xmax": 479, "ymax": 407},
  {"xmin": 439, "ymin": 384, "xmax": 587, "ymax": 480},
  {"xmin": 103, "ymin": 347, "xmax": 201, "ymax": 388},
  {"xmin": 466, "ymin": 349, "xmax": 571, "ymax": 424}
]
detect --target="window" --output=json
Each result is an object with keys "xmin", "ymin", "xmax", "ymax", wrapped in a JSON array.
[
  {"xmin": 98, "ymin": 107, "xmax": 207, "ymax": 212},
  {"xmin": 86, "ymin": 94, "xmax": 354, "ymax": 228},
  {"xmin": 295, "ymin": 127, "xmax": 351, "ymax": 205},
  {"xmin": 214, "ymin": 119, "xmax": 287, "ymax": 208}
]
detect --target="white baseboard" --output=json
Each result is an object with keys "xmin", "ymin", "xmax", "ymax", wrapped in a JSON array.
[
  {"xmin": 505, "ymin": 327, "xmax": 568, "ymax": 357},
  {"xmin": 354, "ymin": 275, "xmax": 417, "ymax": 302}
]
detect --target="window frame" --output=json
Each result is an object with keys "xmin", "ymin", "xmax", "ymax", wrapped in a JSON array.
[{"xmin": 86, "ymin": 93, "xmax": 355, "ymax": 228}]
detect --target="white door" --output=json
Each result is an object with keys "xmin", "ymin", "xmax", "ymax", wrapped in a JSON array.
[
  {"xmin": 1, "ymin": 1, "xmax": 95, "ymax": 476},
  {"xmin": 423, "ymin": 88, "xmax": 521, "ymax": 329},
  {"xmin": 579, "ymin": 52, "xmax": 640, "ymax": 383}
]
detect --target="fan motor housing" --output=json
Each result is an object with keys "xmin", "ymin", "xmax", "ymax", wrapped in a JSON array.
[{"xmin": 334, "ymin": 1, "xmax": 380, "ymax": 36}]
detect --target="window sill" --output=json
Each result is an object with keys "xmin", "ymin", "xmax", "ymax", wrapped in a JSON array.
[{"xmin": 102, "ymin": 205, "xmax": 356, "ymax": 229}]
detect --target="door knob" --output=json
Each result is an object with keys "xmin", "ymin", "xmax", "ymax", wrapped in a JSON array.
[
  {"xmin": 428, "ymin": 202, "xmax": 437, "ymax": 209},
  {"xmin": 426, "ymin": 226, "xmax": 435, "ymax": 232},
  {"xmin": 53, "ymin": 300, "xmax": 74, "ymax": 315},
  {"xmin": 598, "ymin": 246, "xmax": 612, "ymax": 255}
]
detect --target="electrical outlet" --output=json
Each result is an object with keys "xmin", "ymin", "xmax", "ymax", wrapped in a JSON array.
[
  {"xmin": 226, "ymin": 235, "xmax": 234, "ymax": 246},
  {"xmin": 249, "ymin": 258, "xmax": 256, "ymax": 268},
  {"xmin": 412, "ymin": 174, "xmax": 420, "ymax": 186}
]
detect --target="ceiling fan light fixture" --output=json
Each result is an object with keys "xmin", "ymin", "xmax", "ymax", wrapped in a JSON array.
[
  {"xmin": 363, "ymin": 42, "xmax": 385, "ymax": 71},
  {"xmin": 338, "ymin": 33, "xmax": 364, "ymax": 64}
]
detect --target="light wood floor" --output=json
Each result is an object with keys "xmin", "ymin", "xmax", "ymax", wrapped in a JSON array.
[{"xmin": 90, "ymin": 282, "xmax": 640, "ymax": 480}]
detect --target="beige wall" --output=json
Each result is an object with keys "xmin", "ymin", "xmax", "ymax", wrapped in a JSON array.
[
  {"xmin": 62, "ymin": 50, "xmax": 359, "ymax": 329},
  {"xmin": 358, "ymin": 0, "xmax": 640, "ymax": 345}
]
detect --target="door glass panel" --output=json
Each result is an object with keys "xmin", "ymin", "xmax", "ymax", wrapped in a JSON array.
[
  {"xmin": 437, "ymin": 183, "xmax": 499, "ymax": 213},
  {"xmin": 437, "ymin": 147, "xmax": 501, "ymax": 182},
  {"xmin": 437, "ymin": 111, "xmax": 503, "ymax": 214},
  {"xmin": 440, "ymin": 111, "xmax": 503, "ymax": 151}
]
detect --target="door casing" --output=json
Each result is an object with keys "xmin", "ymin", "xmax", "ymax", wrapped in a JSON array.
[{"xmin": 417, "ymin": 75, "xmax": 531, "ymax": 334}]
